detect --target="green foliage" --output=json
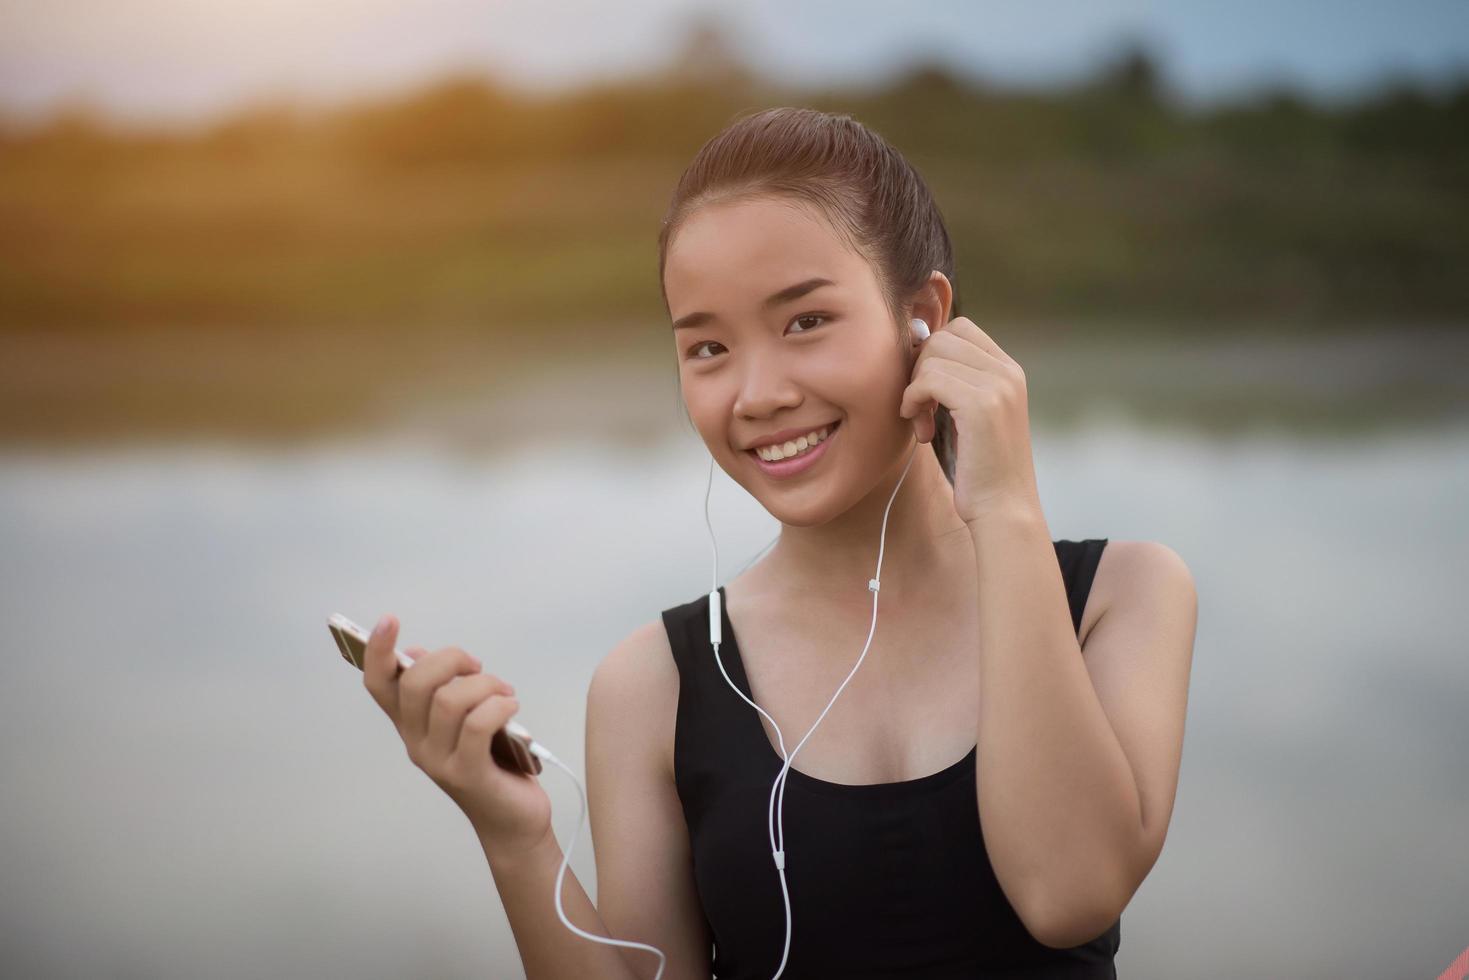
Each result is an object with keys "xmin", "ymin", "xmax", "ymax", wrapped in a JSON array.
[{"xmin": 1, "ymin": 43, "xmax": 1465, "ymax": 335}]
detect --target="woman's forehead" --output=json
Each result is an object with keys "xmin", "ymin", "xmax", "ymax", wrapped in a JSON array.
[{"xmin": 665, "ymin": 200, "xmax": 870, "ymax": 309}]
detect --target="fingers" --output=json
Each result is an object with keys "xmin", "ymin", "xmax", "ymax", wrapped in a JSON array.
[
  {"xmin": 945, "ymin": 317, "xmax": 1021, "ymax": 369},
  {"xmin": 424, "ymin": 672, "xmax": 516, "ymax": 760},
  {"xmin": 900, "ymin": 368, "xmax": 970, "ymax": 437},
  {"xmin": 899, "ymin": 354, "xmax": 946, "ymax": 422},
  {"xmin": 901, "ymin": 328, "xmax": 1022, "ymax": 420},
  {"xmin": 362, "ymin": 615, "xmax": 402, "ymax": 716},
  {"xmin": 455, "ymin": 691, "xmax": 522, "ymax": 771},
  {"xmin": 398, "ymin": 646, "xmax": 484, "ymax": 741},
  {"xmin": 898, "ymin": 391, "xmax": 937, "ymax": 444},
  {"xmin": 919, "ymin": 324, "xmax": 1012, "ymax": 376}
]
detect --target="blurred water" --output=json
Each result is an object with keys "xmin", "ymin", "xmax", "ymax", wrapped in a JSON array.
[{"xmin": 1, "ymin": 411, "xmax": 1466, "ymax": 979}]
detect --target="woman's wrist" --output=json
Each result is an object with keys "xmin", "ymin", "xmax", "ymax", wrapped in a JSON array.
[{"xmin": 478, "ymin": 821, "xmax": 558, "ymax": 873}]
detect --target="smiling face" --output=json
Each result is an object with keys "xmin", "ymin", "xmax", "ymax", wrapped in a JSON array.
[{"xmin": 664, "ymin": 195, "xmax": 917, "ymax": 527}]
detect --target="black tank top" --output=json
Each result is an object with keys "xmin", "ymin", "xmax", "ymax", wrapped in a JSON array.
[{"xmin": 659, "ymin": 538, "xmax": 1121, "ymax": 979}]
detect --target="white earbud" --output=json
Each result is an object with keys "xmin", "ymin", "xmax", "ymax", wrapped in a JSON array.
[{"xmin": 911, "ymin": 317, "xmax": 930, "ymax": 343}]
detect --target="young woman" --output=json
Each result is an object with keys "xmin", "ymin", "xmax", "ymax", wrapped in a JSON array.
[{"xmin": 363, "ymin": 107, "xmax": 1198, "ymax": 979}]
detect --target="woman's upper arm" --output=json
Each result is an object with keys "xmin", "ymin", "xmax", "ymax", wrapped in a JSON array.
[{"xmin": 585, "ymin": 619, "xmax": 712, "ymax": 980}]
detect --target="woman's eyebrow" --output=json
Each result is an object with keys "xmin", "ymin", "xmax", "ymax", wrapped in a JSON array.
[{"xmin": 671, "ymin": 277, "xmax": 837, "ymax": 332}]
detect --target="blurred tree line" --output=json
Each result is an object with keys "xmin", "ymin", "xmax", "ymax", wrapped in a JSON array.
[{"xmin": 1, "ymin": 34, "xmax": 1465, "ymax": 337}]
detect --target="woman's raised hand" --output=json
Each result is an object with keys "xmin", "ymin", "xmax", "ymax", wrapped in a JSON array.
[{"xmin": 362, "ymin": 614, "xmax": 553, "ymax": 855}]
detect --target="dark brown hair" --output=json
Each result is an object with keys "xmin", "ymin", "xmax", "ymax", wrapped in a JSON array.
[{"xmin": 657, "ymin": 106, "xmax": 962, "ymax": 485}]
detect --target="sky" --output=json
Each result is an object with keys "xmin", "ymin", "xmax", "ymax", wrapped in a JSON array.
[{"xmin": 1, "ymin": 0, "xmax": 1467, "ymax": 124}]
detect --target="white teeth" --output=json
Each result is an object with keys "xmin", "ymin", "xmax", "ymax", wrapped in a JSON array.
[{"xmin": 756, "ymin": 424, "xmax": 833, "ymax": 461}]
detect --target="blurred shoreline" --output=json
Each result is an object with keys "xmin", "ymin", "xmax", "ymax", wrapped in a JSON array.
[
  {"xmin": 3, "ymin": 321, "xmax": 1463, "ymax": 455},
  {"xmin": 4, "ymin": 39, "xmax": 1465, "ymax": 455}
]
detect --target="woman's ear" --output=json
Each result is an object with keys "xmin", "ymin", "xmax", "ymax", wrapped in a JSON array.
[{"xmin": 906, "ymin": 270, "xmax": 954, "ymax": 335}]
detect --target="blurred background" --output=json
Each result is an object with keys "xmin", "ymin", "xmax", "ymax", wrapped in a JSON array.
[{"xmin": 2, "ymin": 1, "xmax": 1466, "ymax": 977}]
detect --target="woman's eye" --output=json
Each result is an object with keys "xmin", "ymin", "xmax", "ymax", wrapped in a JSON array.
[
  {"xmin": 788, "ymin": 314, "xmax": 827, "ymax": 334},
  {"xmin": 686, "ymin": 314, "xmax": 829, "ymax": 360}
]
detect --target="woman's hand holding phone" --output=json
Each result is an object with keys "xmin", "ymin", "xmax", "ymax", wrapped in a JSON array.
[{"xmin": 362, "ymin": 614, "xmax": 553, "ymax": 855}]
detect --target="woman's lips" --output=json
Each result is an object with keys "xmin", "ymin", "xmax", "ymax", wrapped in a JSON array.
[{"xmin": 747, "ymin": 420, "xmax": 840, "ymax": 479}]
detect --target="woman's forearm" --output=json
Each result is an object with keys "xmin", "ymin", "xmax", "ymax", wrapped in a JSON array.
[
  {"xmin": 481, "ymin": 828, "xmax": 648, "ymax": 980},
  {"xmin": 968, "ymin": 505, "xmax": 1143, "ymax": 942}
]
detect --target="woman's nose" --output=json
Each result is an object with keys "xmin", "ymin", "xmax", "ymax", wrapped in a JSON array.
[{"xmin": 732, "ymin": 362, "xmax": 803, "ymax": 418}]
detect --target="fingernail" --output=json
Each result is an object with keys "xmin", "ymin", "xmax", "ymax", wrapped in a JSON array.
[
  {"xmin": 373, "ymin": 615, "xmax": 390, "ymax": 638},
  {"xmin": 470, "ymin": 655, "xmax": 483, "ymax": 670}
]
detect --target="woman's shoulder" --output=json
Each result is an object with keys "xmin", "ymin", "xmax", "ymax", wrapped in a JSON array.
[
  {"xmin": 590, "ymin": 616, "xmax": 679, "ymax": 702},
  {"xmin": 1079, "ymin": 538, "xmax": 1194, "ymax": 643},
  {"xmin": 1086, "ymin": 538, "xmax": 1192, "ymax": 597},
  {"xmin": 587, "ymin": 615, "xmax": 681, "ymax": 778}
]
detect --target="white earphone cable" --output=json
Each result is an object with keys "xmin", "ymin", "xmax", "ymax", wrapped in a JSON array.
[
  {"xmin": 708, "ymin": 439, "xmax": 920, "ymax": 979},
  {"xmin": 530, "ymin": 743, "xmax": 670, "ymax": 979},
  {"xmin": 518, "ymin": 447, "xmax": 811, "ymax": 980},
  {"xmin": 535, "ymin": 317, "xmax": 929, "ymax": 979}
]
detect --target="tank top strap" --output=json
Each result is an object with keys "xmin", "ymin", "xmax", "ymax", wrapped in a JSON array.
[
  {"xmin": 660, "ymin": 591, "xmax": 778, "ymax": 808},
  {"xmin": 660, "ymin": 588, "xmax": 764, "ymax": 741},
  {"xmin": 660, "ymin": 590, "xmax": 736, "ymax": 718},
  {"xmin": 1053, "ymin": 537, "xmax": 1109, "ymax": 636}
]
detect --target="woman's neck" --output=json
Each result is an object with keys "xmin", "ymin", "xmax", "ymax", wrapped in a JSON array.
[{"xmin": 755, "ymin": 443, "xmax": 974, "ymax": 609}]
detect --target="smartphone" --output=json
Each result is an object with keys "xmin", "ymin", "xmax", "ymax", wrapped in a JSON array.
[{"xmin": 328, "ymin": 613, "xmax": 542, "ymax": 776}]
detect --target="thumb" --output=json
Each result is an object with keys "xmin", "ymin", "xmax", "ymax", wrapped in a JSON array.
[{"xmin": 366, "ymin": 614, "xmax": 402, "ymax": 675}]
